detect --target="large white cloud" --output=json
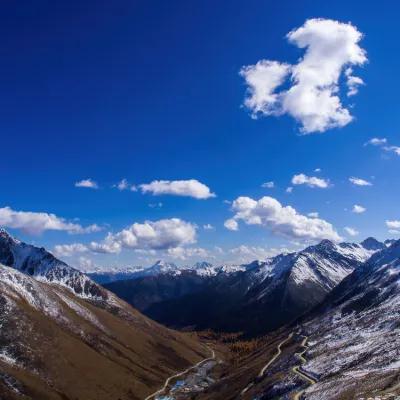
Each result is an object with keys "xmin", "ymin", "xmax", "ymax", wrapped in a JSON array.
[
  {"xmin": 0, "ymin": 207, "xmax": 101, "ymax": 236},
  {"xmin": 292, "ymin": 174, "xmax": 330, "ymax": 188},
  {"xmin": 240, "ymin": 18, "xmax": 367, "ymax": 134},
  {"xmin": 75, "ymin": 179, "xmax": 98, "ymax": 189},
  {"xmin": 139, "ymin": 180, "xmax": 216, "ymax": 199},
  {"xmin": 57, "ymin": 218, "xmax": 198, "ymax": 257},
  {"xmin": 228, "ymin": 196, "xmax": 342, "ymax": 243}
]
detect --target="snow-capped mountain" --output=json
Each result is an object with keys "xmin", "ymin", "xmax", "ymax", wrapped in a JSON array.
[
  {"xmin": 132, "ymin": 238, "xmax": 384, "ymax": 334},
  {"xmin": 0, "ymin": 229, "xmax": 107, "ymax": 300}
]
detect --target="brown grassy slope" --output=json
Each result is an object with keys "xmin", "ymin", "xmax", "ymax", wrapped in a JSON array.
[{"xmin": 0, "ymin": 276, "xmax": 209, "ymax": 400}]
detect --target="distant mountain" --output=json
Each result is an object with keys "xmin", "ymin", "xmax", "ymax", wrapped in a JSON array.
[
  {"xmin": 384, "ymin": 238, "xmax": 396, "ymax": 247},
  {"xmin": 122, "ymin": 239, "xmax": 383, "ymax": 335},
  {"xmin": 360, "ymin": 236, "xmax": 387, "ymax": 251},
  {"xmin": 0, "ymin": 230, "xmax": 209, "ymax": 399},
  {"xmin": 86, "ymin": 266, "xmax": 145, "ymax": 284}
]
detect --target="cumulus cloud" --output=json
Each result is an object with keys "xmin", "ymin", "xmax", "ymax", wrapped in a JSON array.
[
  {"xmin": 88, "ymin": 218, "xmax": 197, "ymax": 255},
  {"xmin": 0, "ymin": 207, "xmax": 101, "ymax": 236},
  {"xmin": 240, "ymin": 18, "xmax": 367, "ymax": 134},
  {"xmin": 53, "ymin": 243, "xmax": 89, "ymax": 257},
  {"xmin": 314, "ymin": 168, "xmax": 321, "ymax": 172},
  {"xmin": 203, "ymin": 224, "xmax": 215, "ymax": 230},
  {"xmin": 224, "ymin": 219, "xmax": 239, "ymax": 231},
  {"xmin": 228, "ymin": 196, "xmax": 341, "ymax": 243},
  {"xmin": 363, "ymin": 138, "xmax": 387, "ymax": 147},
  {"xmin": 292, "ymin": 174, "xmax": 330, "ymax": 188},
  {"xmin": 139, "ymin": 180, "xmax": 216, "ymax": 199},
  {"xmin": 308, "ymin": 212, "xmax": 319, "ymax": 218},
  {"xmin": 344, "ymin": 227, "xmax": 359, "ymax": 236},
  {"xmin": 349, "ymin": 177, "xmax": 372, "ymax": 186},
  {"xmin": 166, "ymin": 247, "xmax": 211, "ymax": 260},
  {"xmin": 386, "ymin": 220, "xmax": 400, "ymax": 229},
  {"xmin": 78, "ymin": 257, "xmax": 95, "ymax": 270},
  {"xmin": 75, "ymin": 179, "xmax": 98, "ymax": 189},
  {"xmin": 353, "ymin": 205, "xmax": 366, "ymax": 213},
  {"xmin": 286, "ymin": 187, "xmax": 293, "ymax": 193},
  {"xmin": 261, "ymin": 181, "xmax": 275, "ymax": 188}
]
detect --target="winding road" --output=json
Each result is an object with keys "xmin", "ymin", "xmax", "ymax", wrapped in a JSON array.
[
  {"xmin": 241, "ymin": 331, "xmax": 295, "ymax": 395},
  {"xmin": 144, "ymin": 345, "xmax": 215, "ymax": 400},
  {"xmin": 290, "ymin": 334, "xmax": 317, "ymax": 400}
]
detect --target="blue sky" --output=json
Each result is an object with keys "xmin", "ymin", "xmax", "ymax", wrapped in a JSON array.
[{"xmin": 1, "ymin": 0, "xmax": 400, "ymax": 269}]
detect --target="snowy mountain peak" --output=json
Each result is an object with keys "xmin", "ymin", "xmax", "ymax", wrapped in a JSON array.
[
  {"xmin": 360, "ymin": 237, "xmax": 386, "ymax": 251},
  {"xmin": 192, "ymin": 261, "xmax": 213, "ymax": 269}
]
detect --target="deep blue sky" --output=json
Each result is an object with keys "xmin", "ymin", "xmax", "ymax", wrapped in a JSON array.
[{"xmin": 1, "ymin": 0, "xmax": 399, "ymax": 269}]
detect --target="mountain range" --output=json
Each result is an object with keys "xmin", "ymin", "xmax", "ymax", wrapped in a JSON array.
[
  {"xmin": 105, "ymin": 238, "xmax": 383, "ymax": 335},
  {"xmin": 2, "ymin": 228, "xmax": 400, "ymax": 399}
]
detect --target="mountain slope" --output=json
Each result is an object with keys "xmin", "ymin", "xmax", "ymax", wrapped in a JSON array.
[
  {"xmin": 108, "ymin": 239, "xmax": 379, "ymax": 335},
  {"xmin": 0, "ymin": 231, "xmax": 210, "ymax": 400},
  {"xmin": 206, "ymin": 239, "xmax": 400, "ymax": 400}
]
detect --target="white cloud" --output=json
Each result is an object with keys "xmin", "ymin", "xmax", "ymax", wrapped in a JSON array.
[
  {"xmin": 117, "ymin": 179, "xmax": 130, "ymax": 190},
  {"xmin": 353, "ymin": 205, "xmax": 366, "ymax": 213},
  {"xmin": 149, "ymin": 203, "xmax": 163, "ymax": 208},
  {"xmin": 134, "ymin": 249, "xmax": 156, "ymax": 255},
  {"xmin": 203, "ymin": 224, "xmax": 215, "ymax": 230},
  {"xmin": 78, "ymin": 257, "xmax": 95, "ymax": 270},
  {"xmin": 286, "ymin": 187, "xmax": 293, "ymax": 193},
  {"xmin": 139, "ymin": 180, "xmax": 216, "ymax": 199},
  {"xmin": 384, "ymin": 146, "xmax": 400, "ymax": 156},
  {"xmin": 388, "ymin": 230, "xmax": 400, "ymax": 235},
  {"xmin": 240, "ymin": 18, "xmax": 367, "ymax": 134},
  {"xmin": 349, "ymin": 177, "xmax": 372, "ymax": 186},
  {"xmin": 224, "ymin": 219, "xmax": 239, "ymax": 231},
  {"xmin": 261, "ymin": 181, "xmax": 275, "ymax": 188},
  {"xmin": 230, "ymin": 245, "xmax": 293, "ymax": 263},
  {"xmin": 53, "ymin": 243, "xmax": 89, "ymax": 257},
  {"xmin": 308, "ymin": 212, "xmax": 319, "ymax": 218},
  {"xmin": 88, "ymin": 218, "xmax": 197, "ymax": 254},
  {"xmin": 314, "ymin": 168, "xmax": 321, "ymax": 172},
  {"xmin": 345, "ymin": 67, "xmax": 364, "ymax": 96},
  {"xmin": 363, "ymin": 138, "xmax": 387, "ymax": 147},
  {"xmin": 229, "ymin": 196, "xmax": 341, "ymax": 243},
  {"xmin": 223, "ymin": 200, "xmax": 231, "ymax": 204},
  {"xmin": 292, "ymin": 174, "xmax": 330, "ymax": 188},
  {"xmin": 344, "ymin": 227, "xmax": 359, "ymax": 236},
  {"xmin": 0, "ymin": 207, "xmax": 101, "ymax": 236},
  {"xmin": 214, "ymin": 246, "xmax": 224, "ymax": 255},
  {"xmin": 166, "ymin": 247, "xmax": 211, "ymax": 260},
  {"xmin": 386, "ymin": 220, "xmax": 400, "ymax": 229},
  {"xmin": 75, "ymin": 179, "xmax": 98, "ymax": 189}
]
